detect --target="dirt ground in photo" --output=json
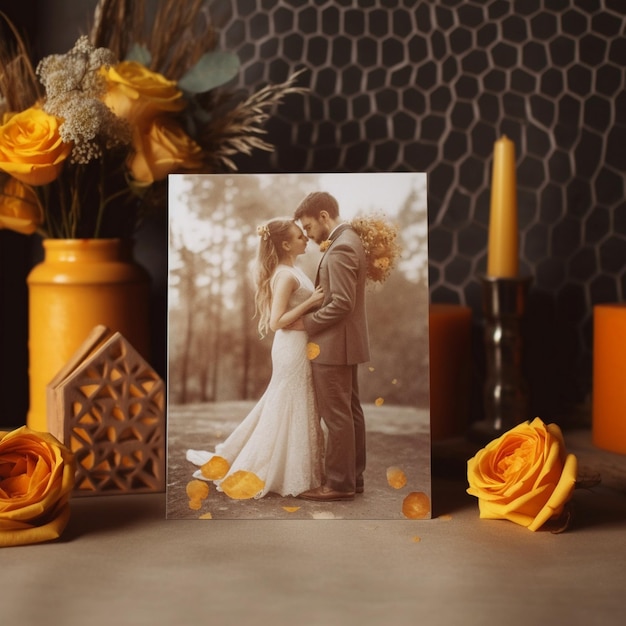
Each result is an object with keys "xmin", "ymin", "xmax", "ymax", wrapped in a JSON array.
[{"xmin": 167, "ymin": 401, "xmax": 430, "ymax": 520}]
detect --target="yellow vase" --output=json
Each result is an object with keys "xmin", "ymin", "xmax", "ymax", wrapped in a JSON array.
[{"xmin": 26, "ymin": 239, "xmax": 151, "ymax": 432}]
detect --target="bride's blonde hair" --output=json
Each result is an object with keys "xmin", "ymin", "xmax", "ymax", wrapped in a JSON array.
[{"xmin": 254, "ymin": 218, "xmax": 296, "ymax": 337}]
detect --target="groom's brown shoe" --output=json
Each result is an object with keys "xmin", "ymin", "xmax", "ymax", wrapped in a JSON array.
[{"xmin": 298, "ymin": 485, "xmax": 355, "ymax": 501}]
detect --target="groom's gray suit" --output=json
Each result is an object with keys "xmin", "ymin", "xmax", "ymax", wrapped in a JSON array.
[{"xmin": 303, "ymin": 223, "xmax": 370, "ymax": 493}]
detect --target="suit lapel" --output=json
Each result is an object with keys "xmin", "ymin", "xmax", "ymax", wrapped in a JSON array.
[{"xmin": 314, "ymin": 223, "xmax": 351, "ymax": 285}]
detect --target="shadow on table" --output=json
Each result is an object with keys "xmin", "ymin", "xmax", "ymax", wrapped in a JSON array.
[
  {"xmin": 62, "ymin": 493, "xmax": 165, "ymax": 541},
  {"xmin": 567, "ymin": 486, "xmax": 626, "ymax": 531}
]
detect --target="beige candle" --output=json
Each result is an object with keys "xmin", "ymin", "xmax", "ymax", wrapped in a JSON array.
[{"xmin": 487, "ymin": 135, "xmax": 519, "ymax": 277}]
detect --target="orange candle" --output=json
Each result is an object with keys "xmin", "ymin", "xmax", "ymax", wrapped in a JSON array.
[
  {"xmin": 487, "ymin": 135, "xmax": 519, "ymax": 278},
  {"xmin": 429, "ymin": 304, "xmax": 472, "ymax": 440},
  {"xmin": 592, "ymin": 303, "xmax": 626, "ymax": 454}
]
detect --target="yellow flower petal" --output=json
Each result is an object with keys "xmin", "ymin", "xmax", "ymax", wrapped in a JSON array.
[
  {"xmin": 375, "ymin": 397, "xmax": 384, "ymax": 406},
  {"xmin": 306, "ymin": 342, "xmax": 321, "ymax": 360},
  {"xmin": 386, "ymin": 466, "xmax": 407, "ymax": 489},
  {"xmin": 186, "ymin": 479, "xmax": 209, "ymax": 501},
  {"xmin": 402, "ymin": 492, "xmax": 431, "ymax": 519},
  {"xmin": 199, "ymin": 512, "xmax": 213, "ymax": 519},
  {"xmin": 528, "ymin": 454, "xmax": 578, "ymax": 531},
  {"xmin": 220, "ymin": 470, "xmax": 265, "ymax": 500},
  {"xmin": 200, "ymin": 455, "xmax": 230, "ymax": 480},
  {"xmin": 282, "ymin": 506, "xmax": 301, "ymax": 513}
]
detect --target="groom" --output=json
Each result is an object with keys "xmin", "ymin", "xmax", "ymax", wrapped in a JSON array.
[{"xmin": 293, "ymin": 191, "xmax": 370, "ymax": 501}]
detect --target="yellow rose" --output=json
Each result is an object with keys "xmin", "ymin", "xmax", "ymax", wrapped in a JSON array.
[
  {"xmin": 101, "ymin": 61, "xmax": 185, "ymax": 125},
  {"xmin": 128, "ymin": 117, "xmax": 204, "ymax": 184},
  {"xmin": 0, "ymin": 426, "xmax": 75, "ymax": 547},
  {"xmin": 467, "ymin": 417, "xmax": 578, "ymax": 531},
  {"xmin": 0, "ymin": 107, "xmax": 71, "ymax": 186},
  {"xmin": 0, "ymin": 177, "xmax": 42, "ymax": 235}
]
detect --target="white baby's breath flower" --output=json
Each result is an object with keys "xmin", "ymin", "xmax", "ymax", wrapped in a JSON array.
[{"xmin": 36, "ymin": 36, "xmax": 129, "ymax": 164}]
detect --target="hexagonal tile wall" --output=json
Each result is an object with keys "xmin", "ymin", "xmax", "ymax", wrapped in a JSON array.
[{"xmin": 211, "ymin": 0, "xmax": 625, "ymax": 424}]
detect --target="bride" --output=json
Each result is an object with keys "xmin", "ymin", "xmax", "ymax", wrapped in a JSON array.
[{"xmin": 186, "ymin": 218, "xmax": 325, "ymax": 498}]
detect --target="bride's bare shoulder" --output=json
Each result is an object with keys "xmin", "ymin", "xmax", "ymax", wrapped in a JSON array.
[{"xmin": 271, "ymin": 266, "xmax": 299, "ymax": 290}]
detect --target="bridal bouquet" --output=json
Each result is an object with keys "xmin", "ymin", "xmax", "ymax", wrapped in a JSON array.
[{"xmin": 0, "ymin": 0, "xmax": 304, "ymax": 239}]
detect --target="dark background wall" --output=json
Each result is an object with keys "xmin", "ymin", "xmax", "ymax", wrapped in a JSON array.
[{"xmin": 1, "ymin": 0, "xmax": 625, "ymax": 429}]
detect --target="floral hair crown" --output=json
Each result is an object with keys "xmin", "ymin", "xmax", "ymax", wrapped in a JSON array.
[{"xmin": 257, "ymin": 224, "xmax": 271, "ymax": 241}]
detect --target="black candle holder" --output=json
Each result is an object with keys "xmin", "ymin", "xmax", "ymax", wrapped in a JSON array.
[{"xmin": 472, "ymin": 275, "xmax": 532, "ymax": 441}]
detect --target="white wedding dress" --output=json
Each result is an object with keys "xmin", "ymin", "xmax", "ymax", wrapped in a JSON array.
[{"xmin": 187, "ymin": 265, "xmax": 324, "ymax": 498}]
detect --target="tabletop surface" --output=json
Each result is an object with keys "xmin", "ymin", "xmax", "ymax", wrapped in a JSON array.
[{"xmin": 2, "ymin": 429, "xmax": 625, "ymax": 626}]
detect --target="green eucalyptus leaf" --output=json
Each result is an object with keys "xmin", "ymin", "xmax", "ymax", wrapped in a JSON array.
[
  {"xmin": 178, "ymin": 51, "xmax": 240, "ymax": 94},
  {"xmin": 125, "ymin": 43, "xmax": 152, "ymax": 66}
]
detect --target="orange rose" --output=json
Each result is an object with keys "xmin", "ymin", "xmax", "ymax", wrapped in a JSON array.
[
  {"xmin": 127, "ymin": 117, "xmax": 204, "ymax": 184},
  {"xmin": 0, "ymin": 107, "xmax": 71, "ymax": 186},
  {"xmin": 0, "ymin": 426, "xmax": 75, "ymax": 547},
  {"xmin": 0, "ymin": 177, "xmax": 42, "ymax": 234},
  {"xmin": 101, "ymin": 61, "xmax": 185, "ymax": 126},
  {"xmin": 467, "ymin": 417, "xmax": 578, "ymax": 531}
]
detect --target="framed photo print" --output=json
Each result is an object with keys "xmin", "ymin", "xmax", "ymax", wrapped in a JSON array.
[{"xmin": 166, "ymin": 172, "xmax": 430, "ymax": 519}]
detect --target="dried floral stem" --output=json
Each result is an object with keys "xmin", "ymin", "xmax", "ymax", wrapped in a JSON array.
[
  {"xmin": 90, "ymin": 0, "xmax": 216, "ymax": 78},
  {"xmin": 1, "ymin": 2, "xmax": 308, "ymax": 239},
  {"xmin": 200, "ymin": 69, "xmax": 309, "ymax": 171},
  {"xmin": 90, "ymin": 0, "xmax": 143, "ymax": 60},
  {"xmin": 0, "ymin": 11, "xmax": 41, "ymax": 111},
  {"xmin": 147, "ymin": 0, "xmax": 216, "ymax": 78}
]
